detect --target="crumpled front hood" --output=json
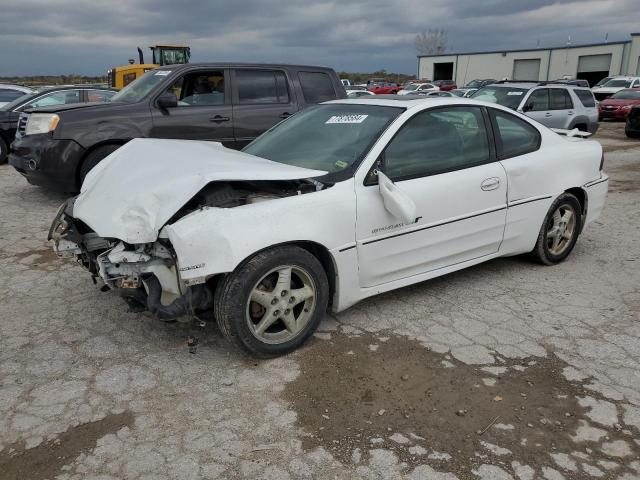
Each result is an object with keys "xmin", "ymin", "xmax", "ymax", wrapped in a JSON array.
[{"xmin": 73, "ymin": 138, "xmax": 326, "ymax": 243}]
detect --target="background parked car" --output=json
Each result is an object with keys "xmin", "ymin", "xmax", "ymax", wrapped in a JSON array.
[
  {"xmin": 9, "ymin": 63, "xmax": 346, "ymax": 191},
  {"xmin": 397, "ymin": 83, "xmax": 438, "ymax": 95},
  {"xmin": 471, "ymin": 83, "xmax": 598, "ymax": 133},
  {"xmin": 410, "ymin": 90, "xmax": 454, "ymax": 97},
  {"xmin": 0, "ymin": 85, "xmax": 115, "ymax": 164},
  {"xmin": 347, "ymin": 90, "xmax": 375, "ymax": 98},
  {"xmin": 592, "ymin": 76, "xmax": 640, "ymax": 101},
  {"xmin": 433, "ymin": 79, "xmax": 457, "ymax": 91},
  {"xmin": 0, "ymin": 84, "xmax": 34, "ymax": 108},
  {"xmin": 463, "ymin": 79, "xmax": 495, "ymax": 89},
  {"xmin": 451, "ymin": 88, "xmax": 477, "ymax": 97},
  {"xmin": 598, "ymin": 89, "xmax": 640, "ymax": 120},
  {"xmin": 368, "ymin": 82, "xmax": 401, "ymax": 94},
  {"xmin": 626, "ymin": 106, "xmax": 640, "ymax": 138}
]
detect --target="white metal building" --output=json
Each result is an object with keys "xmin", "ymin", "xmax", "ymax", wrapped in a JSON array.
[{"xmin": 417, "ymin": 33, "xmax": 640, "ymax": 87}]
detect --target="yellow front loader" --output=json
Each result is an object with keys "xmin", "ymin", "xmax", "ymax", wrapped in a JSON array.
[{"xmin": 107, "ymin": 45, "xmax": 191, "ymax": 89}]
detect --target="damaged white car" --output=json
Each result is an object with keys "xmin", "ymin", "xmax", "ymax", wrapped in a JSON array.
[{"xmin": 50, "ymin": 97, "xmax": 608, "ymax": 356}]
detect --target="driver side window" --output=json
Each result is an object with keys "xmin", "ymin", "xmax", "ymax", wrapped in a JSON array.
[
  {"xmin": 383, "ymin": 107, "xmax": 491, "ymax": 181},
  {"xmin": 168, "ymin": 71, "xmax": 225, "ymax": 106},
  {"xmin": 525, "ymin": 89, "xmax": 549, "ymax": 111}
]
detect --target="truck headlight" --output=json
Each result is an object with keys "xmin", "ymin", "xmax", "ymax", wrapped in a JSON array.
[{"xmin": 25, "ymin": 113, "xmax": 60, "ymax": 135}]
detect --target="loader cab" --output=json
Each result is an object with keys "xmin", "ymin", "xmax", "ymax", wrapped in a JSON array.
[{"xmin": 150, "ymin": 45, "xmax": 191, "ymax": 66}]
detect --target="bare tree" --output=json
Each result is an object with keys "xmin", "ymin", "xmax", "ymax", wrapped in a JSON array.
[{"xmin": 415, "ymin": 29, "xmax": 447, "ymax": 56}]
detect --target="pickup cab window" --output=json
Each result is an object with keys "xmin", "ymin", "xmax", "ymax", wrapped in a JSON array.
[{"xmin": 299, "ymin": 72, "xmax": 337, "ymax": 103}]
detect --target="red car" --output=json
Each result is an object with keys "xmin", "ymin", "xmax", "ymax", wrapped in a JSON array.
[
  {"xmin": 433, "ymin": 79, "xmax": 457, "ymax": 91},
  {"xmin": 368, "ymin": 82, "xmax": 401, "ymax": 94},
  {"xmin": 598, "ymin": 89, "xmax": 640, "ymax": 120}
]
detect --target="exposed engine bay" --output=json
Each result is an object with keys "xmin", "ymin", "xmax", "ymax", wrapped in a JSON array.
[{"xmin": 50, "ymin": 179, "xmax": 326, "ymax": 320}]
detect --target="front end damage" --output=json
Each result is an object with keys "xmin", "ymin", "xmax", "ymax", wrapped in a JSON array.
[{"xmin": 49, "ymin": 199, "xmax": 213, "ymax": 319}]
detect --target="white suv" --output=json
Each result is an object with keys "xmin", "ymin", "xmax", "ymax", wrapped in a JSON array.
[
  {"xmin": 592, "ymin": 76, "xmax": 640, "ymax": 101},
  {"xmin": 472, "ymin": 82, "xmax": 599, "ymax": 133}
]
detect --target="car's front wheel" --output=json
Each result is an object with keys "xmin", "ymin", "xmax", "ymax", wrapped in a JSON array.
[
  {"xmin": 532, "ymin": 193, "xmax": 582, "ymax": 265},
  {"xmin": 214, "ymin": 245, "xmax": 329, "ymax": 357}
]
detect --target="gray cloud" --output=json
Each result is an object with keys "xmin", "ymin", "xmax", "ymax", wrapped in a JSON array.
[{"xmin": 0, "ymin": 0, "xmax": 638, "ymax": 76}]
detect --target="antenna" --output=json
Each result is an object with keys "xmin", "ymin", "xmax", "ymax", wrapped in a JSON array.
[{"xmin": 605, "ymin": 32, "xmax": 609, "ymax": 43}]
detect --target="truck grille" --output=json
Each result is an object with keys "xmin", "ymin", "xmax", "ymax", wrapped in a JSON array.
[{"xmin": 15, "ymin": 113, "xmax": 29, "ymax": 139}]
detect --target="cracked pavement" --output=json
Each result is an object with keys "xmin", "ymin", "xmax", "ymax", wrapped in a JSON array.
[{"xmin": 1, "ymin": 122, "xmax": 639, "ymax": 479}]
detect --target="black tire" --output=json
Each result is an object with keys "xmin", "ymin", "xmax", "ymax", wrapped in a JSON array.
[
  {"xmin": 214, "ymin": 245, "xmax": 329, "ymax": 357},
  {"xmin": 626, "ymin": 129, "xmax": 640, "ymax": 139},
  {"xmin": 531, "ymin": 193, "xmax": 582, "ymax": 266},
  {"xmin": 0, "ymin": 136, "xmax": 7, "ymax": 164},
  {"xmin": 79, "ymin": 144, "xmax": 121, "ymax": 185}
]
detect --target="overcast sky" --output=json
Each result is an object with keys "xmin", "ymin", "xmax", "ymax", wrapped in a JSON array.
[{"xmin": 1, "ymin": 0, "xmax": 639, "ymax": 76}]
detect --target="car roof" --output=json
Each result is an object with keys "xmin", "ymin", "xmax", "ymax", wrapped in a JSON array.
[
  {"xmin": 155, "ymin": 62, "xmax": 336, "ymax": 71},
  {"xmin": 325, "ymin": 96, "xmax": 511, "ymax": 112},
  {"xmin": 0, "ymin": 84, "xmax": 33, "ymax": 92}
]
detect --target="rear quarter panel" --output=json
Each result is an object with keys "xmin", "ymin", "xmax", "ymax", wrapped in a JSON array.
[{"xmin": 499, "ymin": 130, "xmax": 603, "ymax": 255}]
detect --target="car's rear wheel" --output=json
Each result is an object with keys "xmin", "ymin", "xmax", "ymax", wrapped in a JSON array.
[
  {"xmin": 214, "ymin": 245, "xmax": 329, "ymax": 357},
  {"xmin": 0, "ymin": 136, "xmax": 7, "ymax": 164},
  {"xmin": 532, "ymin": 193, "xmax": 582, "ymax": 265},
  {"xmin": 79, "ymin": 144, "xmax": 121, "ymax": 186}
]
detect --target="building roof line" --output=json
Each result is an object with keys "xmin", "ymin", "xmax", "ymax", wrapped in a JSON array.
[{"xmin": 417, "ymin": 40, "xmax": 631, "ymax": 58}]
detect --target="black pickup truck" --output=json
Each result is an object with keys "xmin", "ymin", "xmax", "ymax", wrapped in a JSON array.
[{"xmin": 9, "ymin": 63, "xmax": 346, "ymax": 192}]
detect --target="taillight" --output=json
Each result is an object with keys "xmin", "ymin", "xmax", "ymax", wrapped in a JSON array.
[{"xmin": 600, "ymin": 152, "xmax": 605, "ymax": 172}]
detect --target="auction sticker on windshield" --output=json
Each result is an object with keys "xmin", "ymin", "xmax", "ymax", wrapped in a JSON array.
[
  {"xmin": 326, "ymin": 114, "xmax": 368, "ymax": 124},
  {"xmin": 507, "ymin": 91, "xmax": 523, "ymax": 95},
  {"xmin": 155, "ymin": 71, "xmax": 172, "ymax": 76}
]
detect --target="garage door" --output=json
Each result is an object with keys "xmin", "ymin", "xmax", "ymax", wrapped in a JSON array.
[
  {"xmin": 577, "ymin": 54, "xmax": 612, "ymax": 73},
  {"xmin": 513, "ymin": 59, "xmax": 541, "ymax": 81}
]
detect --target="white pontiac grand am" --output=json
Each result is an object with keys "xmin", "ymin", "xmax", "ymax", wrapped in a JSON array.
[{"xmin": 50, "ymin": 97, "xmax": 609, "ymax": 357}]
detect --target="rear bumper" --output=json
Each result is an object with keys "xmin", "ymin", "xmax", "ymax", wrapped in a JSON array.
[{"xmin": 8, "ymin": 134, "xmax": 85, "ymax": 192}]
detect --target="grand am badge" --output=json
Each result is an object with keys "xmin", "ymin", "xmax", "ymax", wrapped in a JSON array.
[{"xmin": 179, "ymin": 263, "xmax": 205, "ymax": 272}]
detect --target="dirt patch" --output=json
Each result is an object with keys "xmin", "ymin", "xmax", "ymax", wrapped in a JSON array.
[
  {"xmin": 0, "ymin": 411, "xmax": 134, "ymax": 480},
  {"xmin": 283, "ymin": 332, "xmax": 640, "ymax": 478},
  {"xmin": 0, "ymin": 247, "xmax": 60, "ymax": 270},
  {"xmin": 607, "ymin": 161, "xmax": 640, "ymax": 193}
]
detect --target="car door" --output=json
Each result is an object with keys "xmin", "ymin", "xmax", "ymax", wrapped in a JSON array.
[
  {"xmin": 231, "ymin": 68, "xmax": 299, "ymax": 149},
  {"xmin": 355, "ymin": 106, "xmax": 508, "ymax": 288},
  {"xmin": 149, "ymin": 69, "xmax": 235, "ymax": 146},
  {"xmin": 521, "ymin": 88, "xmax": 552, "ymax": 125},
  {"xmin": 548, "ymin": 88, "xmax": 574, "ymax": 128}
]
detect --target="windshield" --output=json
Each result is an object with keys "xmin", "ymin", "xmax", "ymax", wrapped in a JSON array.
[
  {"xmin": 465, "ymin": 80, "xmax": 482, "ymax": 88},
  {"xmin": 602, "ymin": 79, "xmax": 632, "ymax": 88},
  {"xmin": 243, "ymin": 104, "xmax": 402, "ymax": 178},
  {"xmin": 110, "ymin": 69, "xmax": 168, "ymax": 103},
  {"xmin": 451, "ymin": 90, "xmax": 466, "ymax": 97},
  {"xmin": 595, "ymin": 77, "xmax": 612, "ymax": 87},
  {"xmin": 404, "ymin": 84, "xmax": 419, "ymax": 91},
  {"xmin": 611, "ymin": 90, "xmax": 640, "ymax": 100},
  {"xmin": 471, "ymin": 86, "xmax": 528, "ymax": 109},
  {"xmin": 0, "ymin": 93, "xmax": 33, "ymax": 111}
]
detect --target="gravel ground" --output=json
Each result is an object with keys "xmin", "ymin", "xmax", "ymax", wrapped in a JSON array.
[{"xmin": 0, "ymin": 122, "xmax": 639, "ymax": 480}]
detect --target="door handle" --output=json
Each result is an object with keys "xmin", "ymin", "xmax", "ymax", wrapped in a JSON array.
[
  {"xmin": 481, "ymin": 177, "xmax": 500, "ymax": 191},
  {"xmin": 209, "ymin": 115, "xmax": 230, "ymax": 123},
  {"xmin": 544, "ymin": 113, "xmax": 552, "ymax": 117},
  {"xmin": 279, "ymin": 112, "xmax": 292, "ymax": 119},
  {"xmin": 567, "ymin": 111, "xmax": 574, "ymax": 116}
]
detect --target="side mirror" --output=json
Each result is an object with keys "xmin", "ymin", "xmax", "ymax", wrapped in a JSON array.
[
  {"xmin": 157, "ymin": 92, "xmax": 178, "ymax": 109},
  {"xmin": 377, "ymin": 171, "xmax": 417, "ymax": 225},
  {"xmin": 522, "ymin": 104, "xmax": 532, "ymax": 113}
]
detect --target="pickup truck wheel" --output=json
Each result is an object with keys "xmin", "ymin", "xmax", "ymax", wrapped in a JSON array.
[
  {"xmin": 79, "ymin": 144, "xmax": 121, "ymax": 185},
  {"xmin": 0, "ymin": 136, "xmax": 7, "ymax": 164},
  {"xmin": 531, "ymin": 193, "xmax": 582, "ymax": 265},
  {"xmin": 214, "ymin": 246, "xmax": 329, "ymax": 357}
]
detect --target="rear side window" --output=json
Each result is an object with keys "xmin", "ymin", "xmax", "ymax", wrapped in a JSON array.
[
  {"xmin": 574, "ymin": 89, "xmax": 596, "ymax": 107},
  {"xmin": 0, "ymin": 89, "xmax": 25, "ymax": 102},
  {"xmin": 236, "ymin": 69, "xmax": 290, "ymax": 104},
  {"xmin": 549, "ymin": 89, "xmax": 573, "ymax": 110},
  {"xmin": 299, "ymin": 71, "xmax": 337, "ymax": 103},
  {"xmin": 491, "ymin": 109, "xmax": 541, "ymax": 159}
]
